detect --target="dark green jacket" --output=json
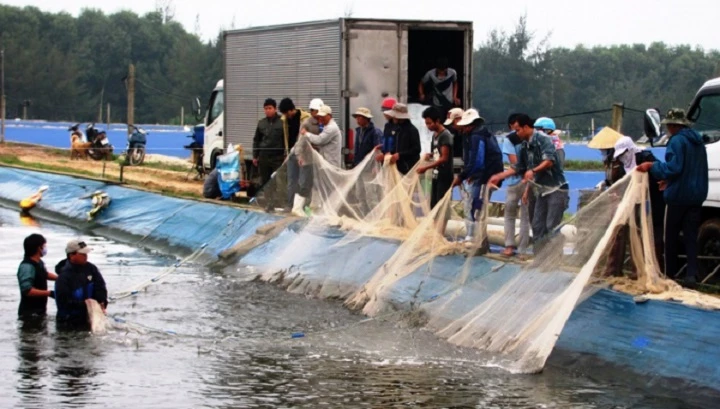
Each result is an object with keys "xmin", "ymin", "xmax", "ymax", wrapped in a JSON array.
[{"xmin": 253, "ymin": 114, "xmax": 284, "ymax": 159}]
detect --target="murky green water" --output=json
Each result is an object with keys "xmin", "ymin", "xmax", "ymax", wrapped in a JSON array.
[{"xmin": 0, "ymin": 206, "xmax": 710, "ymax": 408}]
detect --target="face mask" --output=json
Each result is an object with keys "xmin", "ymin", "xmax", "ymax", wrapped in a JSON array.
[
  {"xmin": 41, "ymin": 247, "xmax": 48, "ymax": 257},
  {"xmin": 619, "ymin": 151, "xmax": 637, "ymax": 175}
]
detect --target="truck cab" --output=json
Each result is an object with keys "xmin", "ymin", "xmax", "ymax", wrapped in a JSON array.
[
  {"xmin": 646, "ymin": 77, "xmax": 720, "ymax": 283},
  {"xmin": 202, "ymin": 80, "xmax": 225, "ymax": 170}
]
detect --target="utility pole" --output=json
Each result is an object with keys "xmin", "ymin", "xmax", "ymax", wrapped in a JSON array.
[
  {"xmin": 180, "ymin": 106, "xmax": 184, "ymax": 126},
  {"xmin": 22, "ymin": 100, "xmax": 28, "ymax": 120},
  {"xmin": 98, "ymin": 87, "xmax": 104, "ymax": 123},
  {"xmin": 611, "ymin": 102, "xmax": 624, "ymax": 133},
  {"xmin": 127, "ymin": 64, "xmax": 135, "ymax": 136},
  {"xmin": 1, "ymin": 46, "xmax": 5, "ymax": 144},
  {"xmin": 106, "ymin": 103, "xmax": 110, "ymax": 127}
]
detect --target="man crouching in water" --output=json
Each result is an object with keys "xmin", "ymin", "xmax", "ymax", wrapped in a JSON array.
[{"xmin": 55, "ymin": 239, "xmax": 108, "ymax": 329}]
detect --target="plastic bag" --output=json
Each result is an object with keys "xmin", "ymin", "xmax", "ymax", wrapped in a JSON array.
[{"xmin": 216, "ymin": 150, "xmax": 241, "ymax": 199}]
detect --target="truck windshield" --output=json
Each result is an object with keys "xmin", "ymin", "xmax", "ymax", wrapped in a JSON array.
[
  {"xmin": 206, "ymin": 90, "xmax": 224, "ymax": 126},
  {"xmin": 690, "ymin": 93, "xmax": 720, "ymax": 144}
]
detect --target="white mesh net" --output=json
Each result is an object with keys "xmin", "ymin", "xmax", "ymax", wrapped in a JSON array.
[{"xmin": 251, "ymin": 137, "xmax": 720, "ymax": 373}]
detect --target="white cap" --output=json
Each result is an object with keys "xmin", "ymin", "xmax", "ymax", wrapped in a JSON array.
[
  {"xmin": 457, "ymin": 109, "xmax": 484, "ymax": 126},
  {"xmin": 443, "ymin": 108, "xmax": 464, "ymax": 126},
  {"xmin": 309, "ymin": 98, "xmax": 324, "ymax": 111},
  {"xmin": 317, "ymin": 105, "xmax": 332, "ymax": 117}
]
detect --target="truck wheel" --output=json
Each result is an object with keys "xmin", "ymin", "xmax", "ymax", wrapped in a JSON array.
[
  {"xmin": 210, "ymin": 150, "xmax": 223, "ymax": 170},
  {"xmin": 698, "ymin": 218, "xmax": 720, "ymax": 284}
]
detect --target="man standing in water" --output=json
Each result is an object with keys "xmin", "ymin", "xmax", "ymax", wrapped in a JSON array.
[
  {"xmin": 637, "ymin": 108, "xmax": 708, "ymax": 288},
  {"xmin": 55, "ymin": 240, "xmax": 108, "ymax": 327},
  {"xmin": 17, "ymin": 234, "xmax": 57, "ymax": 320}
]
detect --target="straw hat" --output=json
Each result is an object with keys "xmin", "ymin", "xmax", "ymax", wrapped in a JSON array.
[{"xmin": 588, "ymin": 126, "xmax": 623, "ymax": 149}]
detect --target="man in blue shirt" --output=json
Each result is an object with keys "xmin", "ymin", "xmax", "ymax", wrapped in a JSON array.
[
  {"xmin": 637, "ymin": 108, "xmax": 708, "ymax": 288},
  {"xmin": 489, "ymin": 114, "xmax": 569, "ymax": 253},
  {"xmin": 451, "ymin": 109, "xmax": 504, "ymax": 244}
]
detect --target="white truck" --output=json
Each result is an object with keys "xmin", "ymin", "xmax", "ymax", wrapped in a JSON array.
[
  {"xmin": 219, "ymin": 18, "xmax": 474, "ymax": 170},
  {"xmin": 645, "ymin": 77, "xmax": 720, "ymax": 283},
  {"xmin": 191, "ymin": 79, "xmax": 225, "ymax": 170}
]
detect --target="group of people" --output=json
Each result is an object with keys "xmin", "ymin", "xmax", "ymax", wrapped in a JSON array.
[
  {"xmin": 249, "ymin": 91, "xmax": 709, "ymax": 288},
  {"xmin": 17, "ymin": 234, "xmax": 108, "ymax": 327}
]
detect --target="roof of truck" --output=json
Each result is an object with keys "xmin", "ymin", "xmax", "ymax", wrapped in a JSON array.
[
  {"xmin": 223, "ymin": 18, "xmax": 473, "ymax": 35},
  {"xmin": 702, "ymin": 77, "xmax": 720, "ymax": 89}
]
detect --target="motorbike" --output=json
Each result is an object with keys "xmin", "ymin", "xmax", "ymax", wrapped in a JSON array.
[
  {"xmin": 184, "ymin": 124, "xmax": 206, "ymax": 179},
  {"xmin": 84, "ymin": 123, "xmax": 114, "ymax": 160},
  {"xmin": 124, "ymin": 125, "xmax": 148, "ymax": 166}
]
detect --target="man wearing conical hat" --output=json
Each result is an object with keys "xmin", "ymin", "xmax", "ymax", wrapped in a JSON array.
[{"xmin": 637, "ymin": 108, "xmax": 708, "ymax": 288}]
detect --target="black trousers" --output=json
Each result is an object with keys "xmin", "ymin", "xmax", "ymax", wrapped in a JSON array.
[
  {"xmin": 664, "ymin": 205, "xmax": 702, "ymax": 280},
  {"xmin": 258, "ymin": 155, "xmax": 285, "ymax": 187}
]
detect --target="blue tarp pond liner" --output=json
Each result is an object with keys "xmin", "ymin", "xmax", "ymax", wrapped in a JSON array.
[{"xmin": 1, "ymin": 166, "xmax": 718, "ymax": 394}]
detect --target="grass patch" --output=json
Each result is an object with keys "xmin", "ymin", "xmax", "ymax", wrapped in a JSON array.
[
  {"xmin": 0, "ymin": 154, "xmax": 100, "ymax": 178},
  {"xmin": 563, "ymin": 160, "xmax": 604, "ymax": 171}
]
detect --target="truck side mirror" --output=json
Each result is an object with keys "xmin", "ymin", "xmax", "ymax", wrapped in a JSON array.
[
  {"xmin": 644, "ymin": 108, "xmax": 661, "ymax": 147},
  {"xmin": 192, "ymin": 97, "xmax": 203, "ymax": 121}
]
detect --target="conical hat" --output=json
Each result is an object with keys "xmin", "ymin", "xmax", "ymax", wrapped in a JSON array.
[{"xmin": 588, "ymin": 127, "xmax": 623, "ymax": 149}]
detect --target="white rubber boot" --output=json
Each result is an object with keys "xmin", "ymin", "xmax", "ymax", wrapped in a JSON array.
[{"xmin": 292, "ymin": 194, "xmax": 307, "ymax": 217}]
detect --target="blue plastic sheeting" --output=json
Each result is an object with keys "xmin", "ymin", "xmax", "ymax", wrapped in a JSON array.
[
  {"xmin": 240, "ymin": 220, "xmax": 720, "ymax": 391},
  {"xmin": 558, "ymin": 289, "xmax": 720, "ymax": 391},
  {"xmin": 0, "ymin": 167, "xmax": 280, "ymax": 257},
  {"xmin": 2, "ymin": 166, "xmax": 719, "ymax": 391}
]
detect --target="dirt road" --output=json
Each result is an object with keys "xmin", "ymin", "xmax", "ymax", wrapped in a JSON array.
[{"xmin": 0, "ymin": 143, "xmax": 206, "ymax": 197}]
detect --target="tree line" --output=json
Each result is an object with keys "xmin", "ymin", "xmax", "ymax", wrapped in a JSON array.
[{"xmin": 2, "ymin": 6, "xmax": 720, "ymax": 135}]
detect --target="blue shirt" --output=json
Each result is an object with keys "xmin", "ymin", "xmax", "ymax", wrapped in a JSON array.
[{"xmin": 502, "ymin": 137, "xmax": 521, "ymax": 187}]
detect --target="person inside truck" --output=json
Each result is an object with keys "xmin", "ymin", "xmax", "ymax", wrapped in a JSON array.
[
  {"xmin": 279, "ymin": 98, "xmax": 312, "ymax": 209},
  {"xmin": 375, "ymin": 97, "xmax": 398, "ymax": 163},
  {"xmin": 418, "ymin": 57, "xmax": 460, "ymax": 119},
  {"xmin": 637, "ymin": 108, "xmax": 709, "ymax": 288},
  {"xmin": 376, "ymin": 103, "xmax": 421, "ymax": 175},
  {"xmin": 252, "ymin": 98, "xmax": 285, "ymax": 187}
]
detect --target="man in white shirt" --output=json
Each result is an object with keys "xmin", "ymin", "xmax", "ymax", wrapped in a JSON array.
[{"xmin": 300, "ymin": 104, "xmax": 342, "ymax": 168}]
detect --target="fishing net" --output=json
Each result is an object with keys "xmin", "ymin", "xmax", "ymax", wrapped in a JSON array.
[{"xmin": 250, "ymin": 136, "xmax": 695, "ymax": 373}]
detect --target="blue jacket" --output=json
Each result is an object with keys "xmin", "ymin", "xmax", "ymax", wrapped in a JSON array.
[
  {"xmin": 459, "ymin": 125, "xmax": 504, "ymax": 185},
  {"xmin": 354, "ymin": 122, "xmax": 383, "ymax": 166},
  {"xmin": 650, "ymin": 127, "xmax": 708, "ymax": 206}
]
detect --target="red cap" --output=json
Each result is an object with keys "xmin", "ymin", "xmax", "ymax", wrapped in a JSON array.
[{"xmin": 381, "ymin": 97, "xmax": 397, "ymax": 110}]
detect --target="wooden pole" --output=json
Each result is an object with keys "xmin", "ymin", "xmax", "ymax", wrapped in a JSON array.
[
  {"xmin": 181, "ymin": 106, "xmax": 184, "ymax": 126},
  {"xmin": 611, "ymin": 102, "xmax": 624, "ymax": 133},
  {"xmin": 106, "ymin": 103, "xmax": 110, "ymax": 127},
  {"xmin": 127, "ymin": 64, "xmax": 135, "ymax": 136},
  {"xmin": 98, "ymin": 87, "xmax": 104, "ymax": 123}
]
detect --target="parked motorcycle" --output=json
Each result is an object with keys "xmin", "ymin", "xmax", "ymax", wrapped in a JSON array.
[
  {"xmin": 85, "ymin": 123, "xmax": 114, "ymax": 160},
  {"xmin": 124, "ymin": 125, "xmax": 148, "ymax": 166}
]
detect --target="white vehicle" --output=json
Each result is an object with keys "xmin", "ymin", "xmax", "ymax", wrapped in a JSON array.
[
  {"xmin": 645, "ymin": 77, "xmax": 720, "ymax": 283},
  {"xmin": 191, "ymin": 79, "xmax": 225, "ymax": 170},
  {"xmin": 222, "ymin": 18, "xmax": 474, "ymax": 169}
]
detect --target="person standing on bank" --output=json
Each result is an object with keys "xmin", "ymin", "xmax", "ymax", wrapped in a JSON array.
[
  {"xmin": 375, "ymin": 97, "xmax": 399, "ymax": 163},
  {"xmin": 418, "ymin": 57, "xmax": 460, "ymax": 119},
  {"xmin": 279, "ymin": 97, "xmax": 312, "ymax": 208},
  {"xmin": 300, "ymin": 104, "xmax": 342, "ymax": 168},
  {"xmin": 378, "ymin": 103, "xmax": 421, "ymax": 175},
  {"xmin": 488, "ymin": 114, "xmax": 569, "ymax": 253},
  {"xmin": 636, "ymin": 108, "xmax": 708, "ymax": 287},
  {"xmin": 252, "ymin": 98, "xmax": 285, "ymax": 187},
  {"xmin": 502, "ymin": 113, "xmax": 533, "ymax": 257},
  {"xmin": 55, "ymin": 240, "xmax": 108, "ymax": 325},
  {"xmin": 418, "ymin": 106, "xmax": 453, "ymax": 209},
  {"xmin": 451, "ymin": 109, "xmax": 504, "ymax": 243},
  {"xmin": 17, "ymin": 234, "xmax": 57, "ymax": 319},
  {"xmin": 352, "ymin": 107, "xmax": 383, "ymax": 166}
]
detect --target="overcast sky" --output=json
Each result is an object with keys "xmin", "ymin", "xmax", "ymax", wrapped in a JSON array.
[{"xmin": 5, "ymin": 0, "xmax": 720, "ymax": 51}]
